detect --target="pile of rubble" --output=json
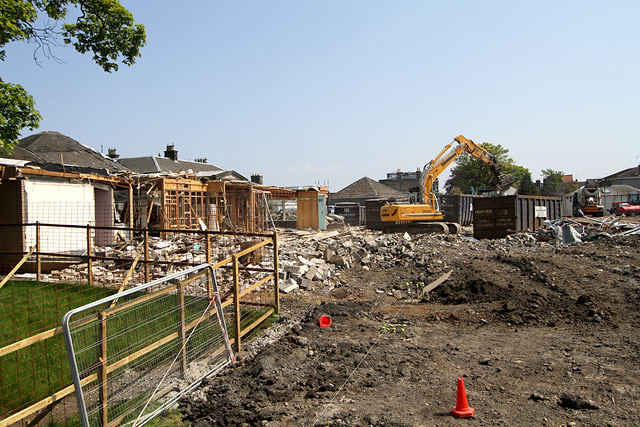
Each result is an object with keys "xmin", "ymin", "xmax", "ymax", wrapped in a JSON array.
[
  {"xmin": 47, "ymin": 233, "xmax": 252, "ymax": 287},
  {"xmin": 536, "ymin": 215, "xmax": 640, "ymax": 245},
  {"xmin": 276, "ymin": 229, "xmax": 457, "ymax": 294},
  {"xmin": 41, "ymin": 215, "xmax": 640, "ymax": 293}
]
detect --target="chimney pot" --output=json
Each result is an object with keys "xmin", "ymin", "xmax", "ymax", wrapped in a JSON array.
[{"xmin": 164, "ymin": 144, "xmax": 178, "ymax": 161}]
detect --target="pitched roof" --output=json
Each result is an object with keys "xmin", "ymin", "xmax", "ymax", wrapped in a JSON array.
[
  {"xmin": 331, "ymin": 176, "xmax": 408, "ymax": 200},
  {"xmin": 8, "ymin": 131, "xmax": 130, "ymax": 175},
  {"xmin": 602, "ymin": 166, "xmax": 640, "ymax": 180},
  {"xmin": 118, "ymin": 156, "xmax": 223, "ymax": 174}
]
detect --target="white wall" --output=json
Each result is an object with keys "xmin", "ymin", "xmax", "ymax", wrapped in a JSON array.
[{"xmin": 24, "ymin": 179, "xmax": 95, "ymax": 253}]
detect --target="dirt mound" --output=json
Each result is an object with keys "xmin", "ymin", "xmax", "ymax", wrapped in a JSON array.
[{"xmin": 180, "ymin": 233, "xmax": 640, "ymax": 426}]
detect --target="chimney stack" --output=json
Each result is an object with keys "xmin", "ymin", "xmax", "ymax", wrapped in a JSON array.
[
  {"xmin": 164, "ymin": 144, "xmax": 178, "ymax": 161},
  {"xmin": 251, "ymin": 174, "xmax": 263, "ymax": 185},
  {"xmin": 107, "ymin": 148, "xmax": 119, "ymax": 159}
]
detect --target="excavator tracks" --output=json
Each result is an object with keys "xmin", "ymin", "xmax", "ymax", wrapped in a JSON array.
[{"xmin": 381, "ymin": 221, "xmax": 461, "ymax": 235}]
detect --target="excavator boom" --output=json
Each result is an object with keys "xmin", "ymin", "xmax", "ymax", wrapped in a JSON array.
[{"xmin": 380, "ymin": 135, "xmax": 514, "ymax": 233}]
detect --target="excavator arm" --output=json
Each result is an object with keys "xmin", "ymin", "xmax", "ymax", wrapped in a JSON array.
[
  {"xmin": 380, "ymin": 134, "xmax": 514, "ymax": 229},
  {"xmin": 419, "ymin": 135, "xmax": 512, "ymax": 204}
]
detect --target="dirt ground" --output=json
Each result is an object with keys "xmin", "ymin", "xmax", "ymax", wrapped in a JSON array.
[{"xmin": 180, "ymin": 231, "xmax": 640, "ymax": 426}]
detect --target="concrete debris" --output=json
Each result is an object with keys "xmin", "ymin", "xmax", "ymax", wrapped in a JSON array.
[
  {"xmin": 537, "ymin": 215, "xmax": 640, "ymax": 244},
  {"xmin": 48, "ymin": 213, "xmax": 639, "ymax": 299}
]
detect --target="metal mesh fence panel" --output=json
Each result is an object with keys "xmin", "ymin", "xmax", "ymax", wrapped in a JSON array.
[
  {"xmin": 62, "ymin": 265, "xmax": 233, "ymax": 427},
  {"xmin": 0, "ymin": 222, "xmax": 278, "ymax": 426}
]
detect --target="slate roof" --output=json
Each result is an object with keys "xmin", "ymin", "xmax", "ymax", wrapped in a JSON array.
[
  {"xmin": 118, "ymin": 156, "xmax": 223, "ymax": 174},
  {"xmin": 602, "ymin": 166, "xmax": 640, "ymax": 180},
  {"xmin": 8, "ymin": 131, "xmax": 130, "ymax": 175},
  {"xmin": 331, "ymin": 177, "xmax": 408, "ymax": 200}
]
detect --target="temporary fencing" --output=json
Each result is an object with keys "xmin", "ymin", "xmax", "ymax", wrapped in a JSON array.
[
  {"xmin": 62, "ymin": 264, "xmax": 233, "ymax": 427},
  {"xmin": 0, "ymin": 224, "xmax": 279, "ymax": 426}
]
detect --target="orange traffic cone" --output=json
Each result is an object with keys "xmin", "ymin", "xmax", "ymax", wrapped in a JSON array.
[{"xmin": 451, "ymin": 377, "xmax": 475, "ymax": 418}]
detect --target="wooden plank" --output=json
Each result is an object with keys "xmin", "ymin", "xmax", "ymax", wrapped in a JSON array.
[
  {"xmin": 233, "ymin": 237, "xmax": 272, "ymax": 259},
  {"xmin": 239, "ymin": 308, "xmax": 274, "ymax": 339},
  {"xmin": 103, "ymin": 283, "xmax": 178, "ymax": 317},
  {"xmin": 109, "ymin": 248, "xmax": 142, "ymax": 308},
  {"xmin": 178, "ymin": 269, "xmax": 208, "ymax": 287},
  {"xmin": 35, "ymin": 222, "xmax": 41, "ymax": 282},
  {"xmin": 128, "ymin": 184, "xmax": 134, "ymax": 229},
  {"xmin": 0, "ymin": 373, "xmax": 97, "ymax": 427},
  {"xmin": 232, "ymin": 255, "xmax": 241, "ymax": 352},
  {"xmin": 87, "ymin": 225, "xmax": 93, "ymax": 287},
  {"xmin": 211, "ymin": 256, "xmax": 232, "ymax": 270},
  {"xmin": 25, "ymin": 398, "xmax": 63, "ymax": 427},
  {"xmin": 205, "ymin": 236, "xmax": 212, "ymax": 298},
  {"xmin": 273, "ymin": 232, "xmax": 280, "ymax": 314},
  {"xmin": 423, "ymin": 269, "xmax": 453, "ymax": 295},
  {"xmin": 105, "ymin": 332, "xmax": 176, "ymax": 374},
  {"xmin": 0, "ymin": 325, "xmax": 61, "ymax": 358},
  {"xmin": 143, "ymin": 230, "xmax": 149, "ymax": 283},
  {"xmin": 0, "ymin": 245, "xmax": 36, "ymax": 291},
  {"xmin": 238, "ymin": 274, "xmax": 274, "ymax": 300}
]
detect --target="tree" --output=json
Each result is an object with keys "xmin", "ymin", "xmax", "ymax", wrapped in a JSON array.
[
  {"xmin": 444, "ymin": 142, "xmax": 531, "ymax": 194},
  {"xmin": 517, "ymin": 169, "xmax": 539, "ymax": 195},
  {"xmin": 541, "ymin": 169, "xmax": 564, "ymax": 196},
  {"xmin": 0, "ymin": 0, "xmax": 146, "ymax": 152}
]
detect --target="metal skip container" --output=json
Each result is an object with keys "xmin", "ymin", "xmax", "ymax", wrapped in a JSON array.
[
  {"xmin": 473, "ymin": 195, "xmax": 563, "ymax": 239},
  {"xmin": 440, "ymin": 194, "xmax": 476, "ymax": 226}
]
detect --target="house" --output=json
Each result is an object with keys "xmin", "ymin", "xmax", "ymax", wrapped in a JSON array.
[
  {"xmin": 378, "ymin": 169, "xmax": 422, "ymax": 193},
  {"xmin": 5, "ymin": 131, "xmax": 131, "ymax": 175},
  {"xmin": 117, "ymin": 144, "xmax": 247, "ymax": 181},
  {"xmin": 601, "ymin": 165, "xmax": 640, "ymax": 190},
  {"xmin": 329, "ymin": 177, "xmax": 409, "ymax": 206},
  {"xmin": 0, "ymin": 161, "xmax": 132, "ymax": 271}
]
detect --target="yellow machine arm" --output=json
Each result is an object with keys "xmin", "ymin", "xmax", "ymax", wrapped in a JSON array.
[
  {"xmin": 420, "ymin": 135, "xmax": 509, "ymax": 205},
  {"xmin": 380, "ymin": 134, "xmax": 513, "ymax": 225}
]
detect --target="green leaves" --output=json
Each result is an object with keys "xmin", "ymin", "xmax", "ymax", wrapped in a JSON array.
[
  {"xmin": 0, "ymin": 80, "xmax": 42, "ymax": 154},
  {"xmin": 62, "ymin": 0, "xmax": 146, "ymax": 73},
  {"xmin": 444, "ymin": 142, "xmax": 533, "ymax": 195},
  {"xmin": 0, "ymin": 0, "xmax": 146, "ymax": 151}
]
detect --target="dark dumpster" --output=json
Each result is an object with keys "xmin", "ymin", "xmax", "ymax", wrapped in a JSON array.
[
  {"xmin": 334, "ymin": 202, "xmax": 363, "ymax": 226},
  {"xmin": 365, "ymin": 198, "xmax": 394, "ymax": 230},
  {"xmin": 440, "ymin": 194, "xmax": 476, "ymax": 226},
  {"xmin": 473, "ymin": 195, "xmax": 562, "ymax": 239}
]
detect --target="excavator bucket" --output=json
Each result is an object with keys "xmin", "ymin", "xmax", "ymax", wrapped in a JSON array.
[
  {"xmin": 493, "ymin": 173, "xmax": 515, "ymax": 191},
  {"xmin": 489, "ymin": 162, "xmax": 515, "ymax": 192}
]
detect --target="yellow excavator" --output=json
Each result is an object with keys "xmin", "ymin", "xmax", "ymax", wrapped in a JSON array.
[{"xmin": 380, "ymin": 135, "xmax": 514, "ymax": 233}]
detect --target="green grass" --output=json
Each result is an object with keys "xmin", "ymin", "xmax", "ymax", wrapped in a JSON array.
[
  {"xmin": 0, "ymin": 280, "xmax": 115, "ymax": 415},
  {"xmin": 0, "ymin": 279, "xmax": 276, "ymax": 424}
]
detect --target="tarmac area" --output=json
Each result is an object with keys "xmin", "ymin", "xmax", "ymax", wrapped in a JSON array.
[{"xmin": 180, "ymin": 230, "xmax": 640, "ymax": 427}]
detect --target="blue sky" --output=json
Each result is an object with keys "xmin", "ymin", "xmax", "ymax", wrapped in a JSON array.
[{"xmin": 3, "ymin": 1, "xmax": 639, "ymax": 190}]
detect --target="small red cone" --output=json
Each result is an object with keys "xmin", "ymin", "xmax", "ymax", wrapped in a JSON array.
[
  {"xmin": 318, "ymin": 314, "xmax": 332, "ymax": 328},
  {"xmin": 451, "ymin": 377, "xmax": 475, "ymax": 418}
]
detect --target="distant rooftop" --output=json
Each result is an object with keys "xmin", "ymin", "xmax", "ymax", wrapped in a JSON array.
[
  {"xmin": 331, "ymin": 176, "xmax": 408, "ymax": 200},
  {"xmin": 6, "ymin": 131, "xmax": 130, "ymax": 175}
]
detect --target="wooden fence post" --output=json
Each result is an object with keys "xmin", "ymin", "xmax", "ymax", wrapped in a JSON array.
[
  {"xmin": 232, "ymin": 254, "xmax": 241, "ymax": 352},
  {"xmin": 273, "ymin": 232, "xmax": 279, "ymax": 314},
  {"xmin": 205, "ymin": 232, "xmax": 213, "ymax": 298},
  {"xmin": 87, "ymin": 224, "xmax": 93, "ymax": 287},
  {"xmin": 35, "ymin": 222, "xmax": 41, "ymax": 282},
  {"xmin": 143, "ymin": 229, "xmax": 149, "ymax": 283},
  {"xmin": 176, "ymin": 281, "xmax": 187, "ymax": 375},
  {"xmin": 97, "ymin": 311, "xmax": 108, "ymax": 426}
]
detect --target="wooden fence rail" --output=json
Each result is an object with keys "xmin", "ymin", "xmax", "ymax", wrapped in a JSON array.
[{"xmin": 0, "ymin": 227, "xmax": 279, "ymax": 427}]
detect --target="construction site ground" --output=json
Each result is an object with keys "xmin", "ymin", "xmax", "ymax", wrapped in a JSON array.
[{"xmin": 180, "ymin": 229, "xmax": 640, "ymax": 426}]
